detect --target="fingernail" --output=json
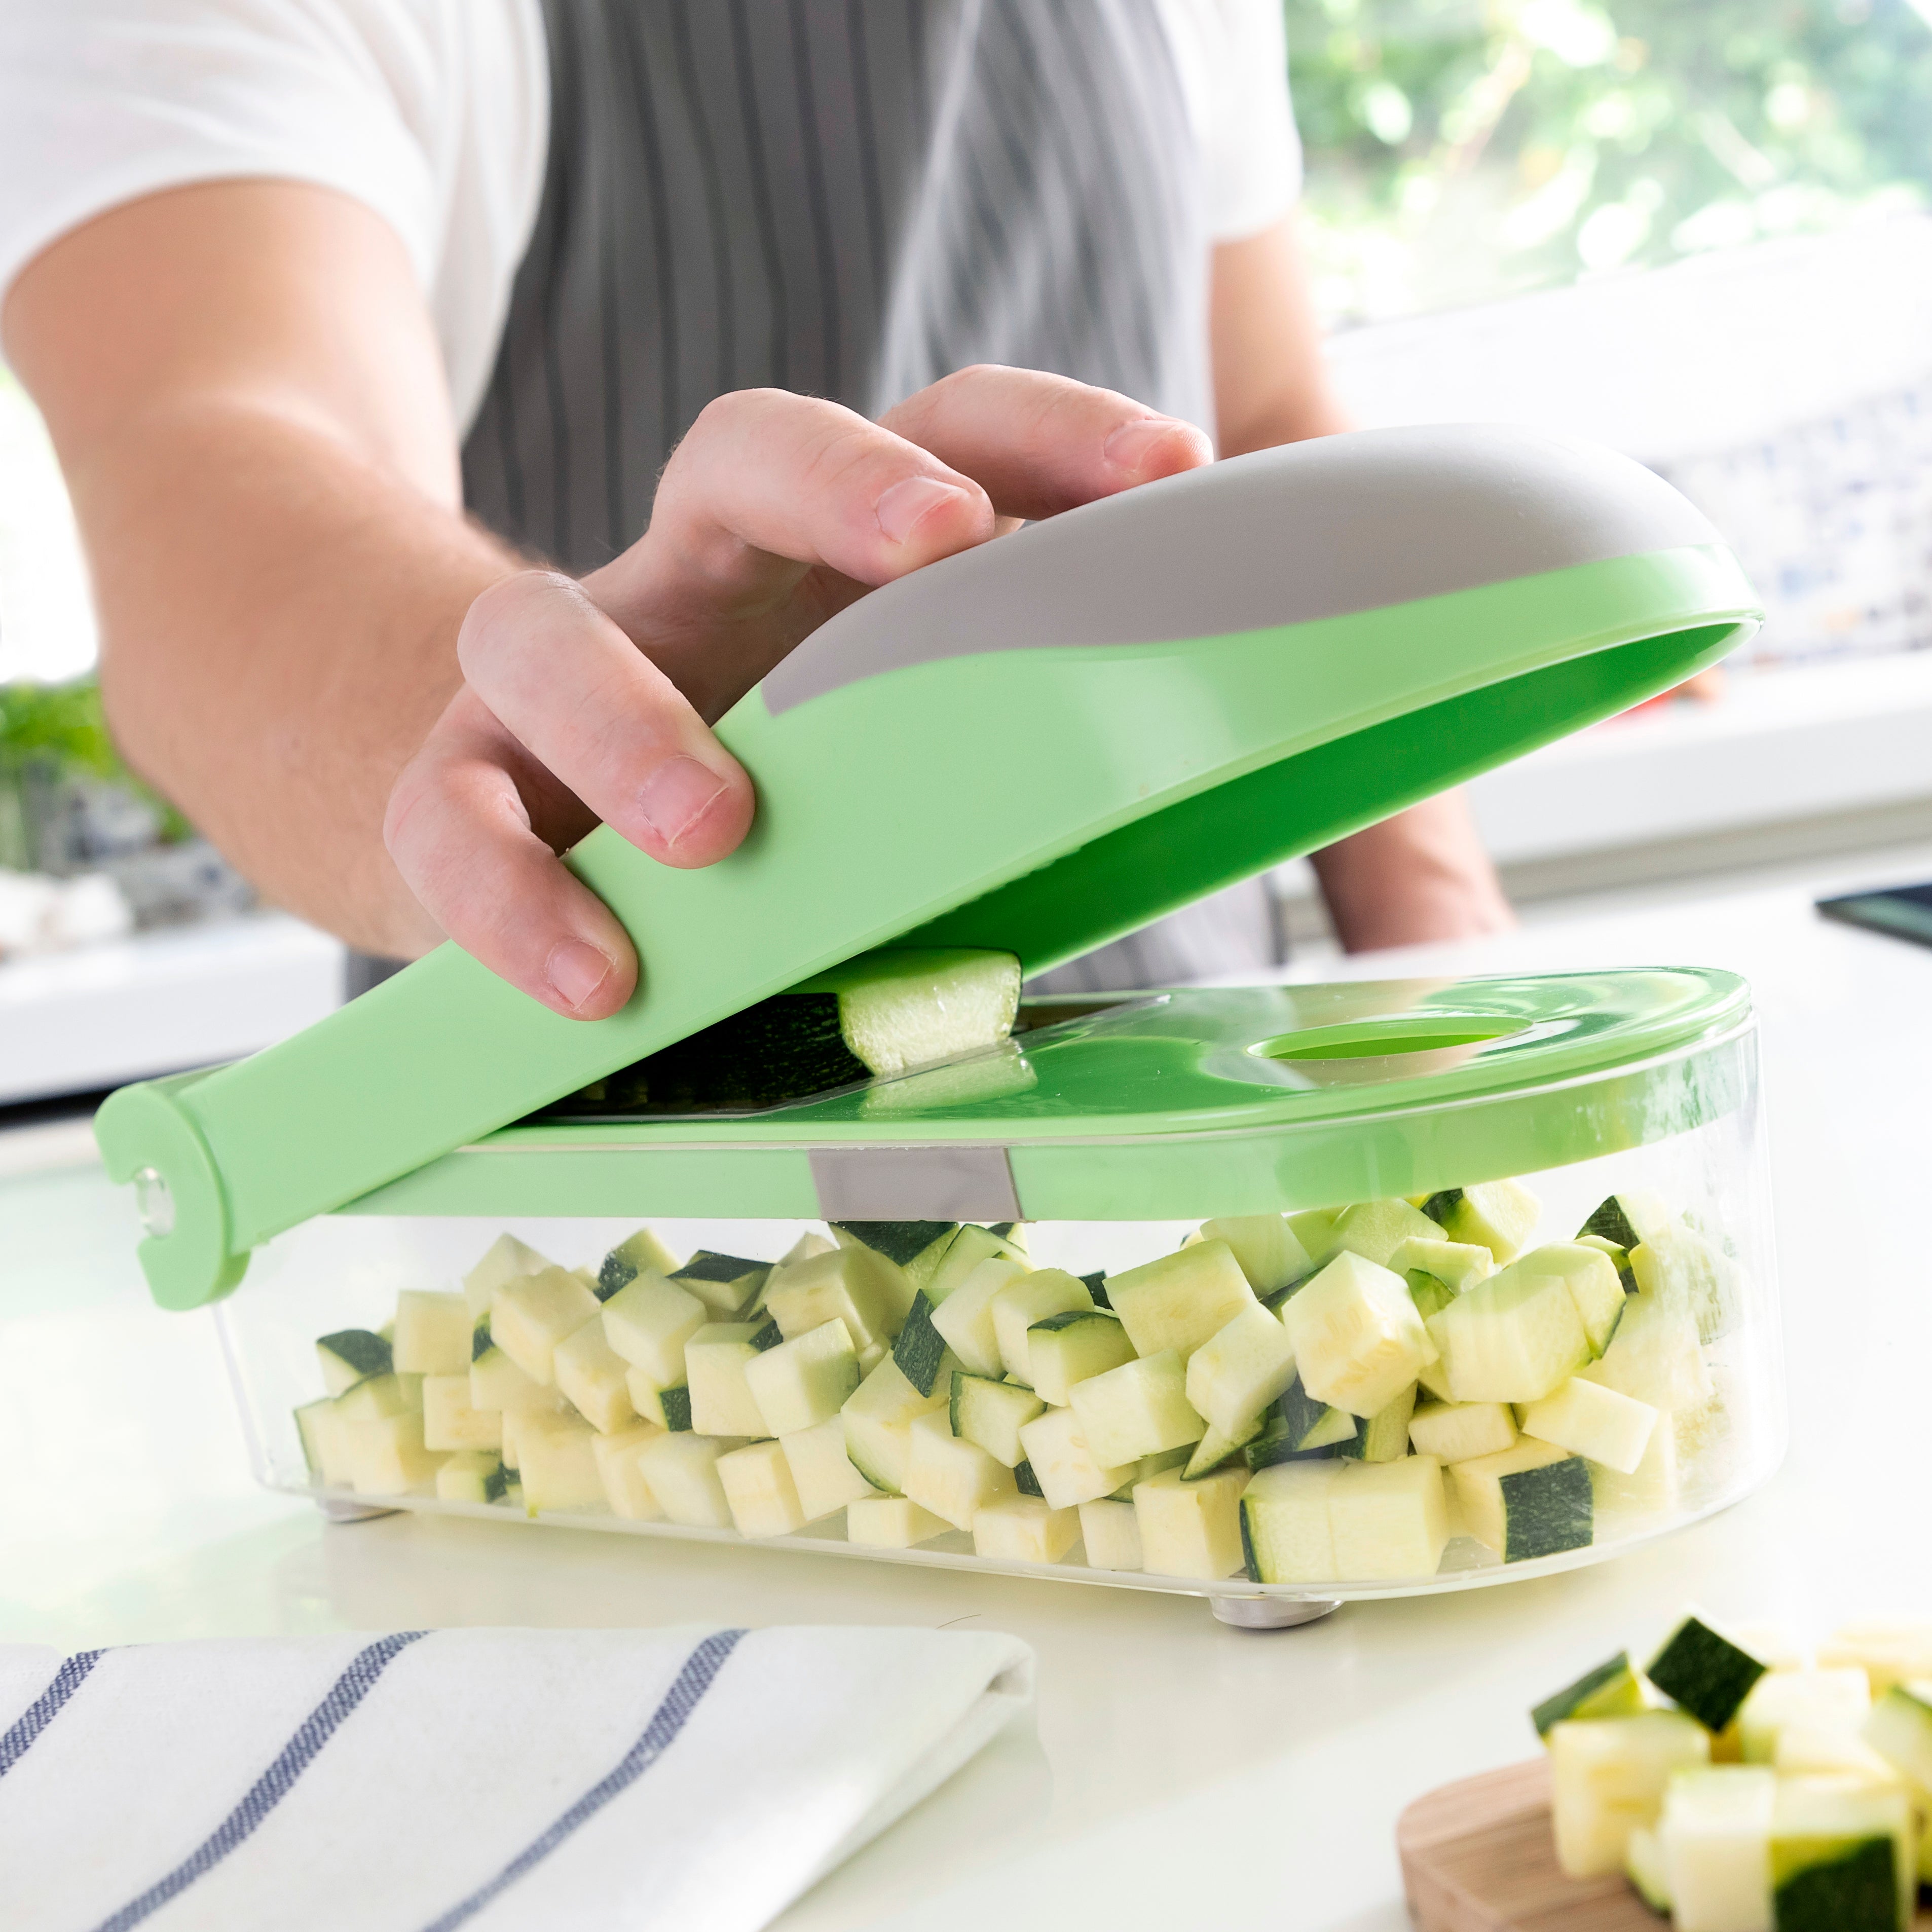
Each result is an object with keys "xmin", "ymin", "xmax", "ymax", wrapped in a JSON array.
[
  {"xmin": 876, "ymin": 474, "xmax": 968, "ymax": 544},
  {"xmin": 1104, "ymin": 417, "xmax": 1187, "ymax": 475},
  {"xmin": 636, "ymin": 753, "xmax": 729, "ymax": 848},
  {"xmin": 546, "ymin": 939, "xmax": 613, "ymax": 1012}
]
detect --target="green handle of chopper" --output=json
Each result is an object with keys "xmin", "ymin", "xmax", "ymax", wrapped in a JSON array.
[{"xmin": 94, "ymin": 543, "xmax": 1757, "ymax": 1310}]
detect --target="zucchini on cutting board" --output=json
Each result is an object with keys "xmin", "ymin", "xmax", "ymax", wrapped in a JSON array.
[{"xmin": 1398, "ymin": 1760, "xmax": 1932, "ymax": 1931}]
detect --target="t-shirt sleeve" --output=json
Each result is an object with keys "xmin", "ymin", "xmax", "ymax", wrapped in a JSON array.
[
  {"xmin": 1195, "ymin": 0, "xmax": 1304, "ymax": 242},
  {"xmin": 0, "ymin": 0, "xmax": 442, "ymax": 315}
]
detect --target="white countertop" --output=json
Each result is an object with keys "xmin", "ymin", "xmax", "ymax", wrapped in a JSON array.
[{"xmin": 6, "ymin": 854, "xmax": 1932, "ymax": 1931}]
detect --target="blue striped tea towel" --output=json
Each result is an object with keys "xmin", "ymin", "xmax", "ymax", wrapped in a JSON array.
[{"xmin": 0, "ymin": 1624, "xmax": 1033, "ymax": 1931}]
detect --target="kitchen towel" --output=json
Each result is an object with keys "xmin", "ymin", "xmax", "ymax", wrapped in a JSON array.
[{"xmin": 0, "ymin": 1623, "xmax": 1034, "ymax": 1931}]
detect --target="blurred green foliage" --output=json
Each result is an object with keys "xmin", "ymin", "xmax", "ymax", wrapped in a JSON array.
[
  {"xmin": 1285, "ymin": 0, "xmax": 1932, "ymax": 322},
  {"xmin": 0, "ymin": 676, "xmax": 189, "ymax": 843}
]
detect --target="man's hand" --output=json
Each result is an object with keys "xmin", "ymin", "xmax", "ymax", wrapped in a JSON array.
[
  {"xmin": 5, "ymin": 182, "xmax": 1208, "ymax": 1015},
  {"xmin": 385, "ymin": 370, "xmax": 1210, "ymax": 1018}
]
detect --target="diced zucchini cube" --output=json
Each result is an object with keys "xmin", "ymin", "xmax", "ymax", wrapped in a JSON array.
[
  {"xmin": 1132, "ymin": 1464, "xmax": 1246, "ymax": 1580},
  {"xmin": 1824, "ymin": 1619, "xmax": 1932, "ymax": 1698},
  {"xmin": 1184, "ymin": 1302, "xmax": 1298, "ymax": 1438},
  {"xmin": 1661, "ymin": 1765, "xmax": 1776, "ymax": 1932},
  {"xmin": 1068, "ymin": 1350, "xmax": 1205, "ymax": 1467},
  {"xmin": 667, "ymin": 1250, "xmax": 770, "ymax": 1316},
  {"xmin": 1547, "ymin": 1711, "xmax": 1711, "ymax": 1879},
  {"xmin": 1520, "ymin": 1376, "xmax": 1658, "ymax": 1475},
  {"xmin": 1017, "ymin": 1405, "xmax": 1133, "ymax": 1510},
  {"xmin": 890, "ymin": 1290, "xmax": 948, "ymax": 1396},
  {"xmin": 685, "ymin": 1322, "xmax": 771, "ymax": 1438},
  {"xmin": 294, "ymin": 1397, "xmax": 356, "ymax": 1487},
  {"xmin": 1511, "ymin": 1243, "xmax": 1627, "ymax": 1357},
  {"xmin": 717, "ymin": 1438, "xmax": 808, "ymax": 1538},
  {"xmin": 390, "ymin": 1291, "xmax": 471, "ymax": 1375},
  {"xmin": 1026, "ymin": 1310, "xmax": 1135, "ymax": 1407},
  {"xmin": 590, "ymin": 1421, "xmax": 667, "ymax": 1519},
  {"xmin": 1532, "ymin": 1653, "xmax": 1650, "ymax": 1737},
  {"xmin": 600, "ymin": 1272, "xmax": 708, "ymax": 1388},
  {"xmin": 596, "ymin": 1225, "xmax": 681, "ymax": 1302},
  {"xmin": 1771, "ymin": 1776, "xmax": 1913, "ymax": 1932},
  {"xmin": 1773, "ymin": 1725, "xmax": 1901, "ymax": 1787},
  {"xmin": 470, "ymin": 1344, "xmax": 571, "ymax": 1414},
  {"xmin": 340, "ymin": 1407, "xmax": 441, "ymax": 1497},
  {"xmin": 1182, "ymin": 1412, "xmax": 1266, "ymax": 1479},
  {"xmin": 743, "ymin": 1317, "xmax": 859, "ymax": 1436},
  {"xmin": 316, "ymin": 1328, "xmax": 391, "ymax": 1397},
  {"xmin": 1284, "ymin": 1208, "xmax": 1339, "ymax": 1264},
  {"xmin": 333, "ymin": 1371, "xmax": 417, "ymax": 1422},
  {"xmin": 1280, "ymin": 1250, "xmax": 1435, "ymax": 1418},
  {"xmin": 1592, "ymin": 1409, "xmax": 1680, "ymax": 1524},
  {"xmin": 552, "ymin": 1316, "xmax": 639, "ymax": 1433},
  {"xmin": 923, "ymin": 1223, "xmax": 1025, "ymax": 1302},
  {"xmin": 949, "ymin": 1371, "xmax": 1044, "ymax": 1468},
  {"xmin": 1427, "ymin": 1261, "xmax": 1590, "ymax": 1405},
  {"xmin": 1864, "ymin": 1681, "xmax": 1932, "ymax": 1792},
  {"xmin": 779, "ymin": 1416, "xmax": 879, "ymax": 1522},
  {"xmin": 1737, "ymin": 1669, "xmax": 1870, "ymax": 1765},
  {"xmin": 1078, "ymin": 1497, "xmax": 1142, "ymax": 1572},
  {"xmin": 490, "ymin": 1267, "xmax": 603, "ymax": 1385},
  {"xmin": 990, "ymin": 1269, "xmax": 1093, "ymax": 1383},
  {"xmin": 636, "ymin": 1432, "xmax": 742, "ymax": 1528},
  {"xmin": 1337, "ymin": 1383, "xmax": 1417, "ymax": 1464},
  {"xmin": 1626, "ymin": 1825, "xmax": 1673, "ymax": 1914},
  {"xmin": 435, "ymin": 1450, "xmax": 510, "ymax": 1506},
  {"xmin": 624, "ymin": 1372, "xmax": 692, "ymax": 1433},
  {"xmin": 1103, "ymin": 1240, "xmax": 1258, "ymax": 1362},
  {"xmin": 1407, "ymin": 1397, "xmax": 1516, "ymax": 1464},
  {"xmin": 515, "ymin": 1411, "xmax": 604, "ymax": 1512},
  {"xmin": 903, "ymin": 1408, "xmax": 1018, "ymax": 1530},
  {"xmin": 462, "ymin": 1233, "xmax": 554, "ymax": 1318},
  {"xmin": 1631, "ymin": 1223, "xmax": 1736, "ymax": 1345},
  {"xmin": 831, "ymin": 1220, "xmax": 960, "ymax": 1290},
  {"xmin": 1577, "ymin": 1292, "xmax": 1712, "ymax": 1415},
  {"xmin": 765, "ymin": 1246, "xmax": 906, "ymax": 1353},
  {"xmin": 1240, "ymin": 1459, "xmax": 1342, "ymax": 1582},
  {"xmin": 1198, "ymin": 1214, "xmax": 1313, "ymax": 1293},
  {"xmin": 842, "ymin": 1353, "xmax": 949, "ymax": 1494},
  {"xmin": 1327, "ymin": 1197, "xmax": 1442, "ymax": 1269},
  {"xmin": 928, "ymin": 1256, "xmax": 1029, "ymax": 1377},
  {"xmin": 1388, "ymin": 1235, "xmax": 1493, "ymax": 1293},
  {"xmin": 1424, "ymin": 1178, "xmax": 1541, "ymax": 1261},
  {"xmin": 1328, "ymin": 1454, "xmax": 1447, "ymax": 1580},
  {"xmin": 845, "ymin": 1496, "xmax": 950, "ymax": 1547},
  {"xmin": 972, "ymin": 1495, "xmax": 1079, "ymax": 1564},
  {"xmin": 1648, "ymin": 1613, "xmax": 1771, "ymax": 1735},
  {"xmin": 1451, "ymin": 1439, "xmax": 1592, "ymax": 1561},
  {"xmin": 421, "ymin": 1372, "xmax": 504, "ymax": 1453}
]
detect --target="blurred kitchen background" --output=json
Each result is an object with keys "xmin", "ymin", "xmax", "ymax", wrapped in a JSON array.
[{"xmin": 4, "ymin": 0, "xmax": 1931, "ymax": 1105}]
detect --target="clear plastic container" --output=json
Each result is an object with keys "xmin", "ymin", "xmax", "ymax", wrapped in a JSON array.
[{"xmin": 209, "ymin": 972, "xmax": 1784, "ymax": 1621}]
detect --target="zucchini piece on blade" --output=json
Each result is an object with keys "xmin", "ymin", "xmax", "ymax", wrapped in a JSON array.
[{"xmin": 550, "ymin": 947, "xmax": 1021, "ymax": 1112}]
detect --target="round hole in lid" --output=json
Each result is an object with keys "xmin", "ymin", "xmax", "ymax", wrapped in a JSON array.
[{"xmin": 1250, "ymin": 1015, "xmax": 1528, "ymax": 1063}]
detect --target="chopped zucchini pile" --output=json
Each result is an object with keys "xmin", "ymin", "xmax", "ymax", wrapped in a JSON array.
[
  {"xmin": 291, "ymin": 1176, "xmax": 1740, "ymax": 1586},
  {"xmin": 1538, "ymin": 1610, "xmax": 1932, "ymax": 1930}
]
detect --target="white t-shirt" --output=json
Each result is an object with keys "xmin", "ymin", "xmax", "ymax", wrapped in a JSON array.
[{"xmin": 0, "ymin": 0, "xmax": 1301, "ymax": 432}]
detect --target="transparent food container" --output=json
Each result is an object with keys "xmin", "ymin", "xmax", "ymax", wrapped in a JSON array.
[{"xmin": 209, "ymin": 972, "xmax": 1782, "ymax": 1625}]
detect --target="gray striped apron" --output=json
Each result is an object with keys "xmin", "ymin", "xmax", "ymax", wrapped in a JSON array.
[{"xmin": 355, "ymin": 0, "xmax": 1284, "ymax": 1000}]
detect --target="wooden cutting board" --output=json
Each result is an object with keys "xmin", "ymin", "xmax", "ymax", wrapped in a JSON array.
[{"xmin": 1398, "ymin": 1759, "xmax": 1932, "ymax": 1929}]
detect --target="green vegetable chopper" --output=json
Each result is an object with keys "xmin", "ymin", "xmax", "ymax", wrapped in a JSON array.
[{"xmin": 96, "ymin": 424, "xmax": 1784, "ymax": 1618}]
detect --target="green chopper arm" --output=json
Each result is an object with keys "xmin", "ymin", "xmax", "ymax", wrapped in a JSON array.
[{"xmin": 95, "ymin": 423, "xmax": 1760, "ymax": 1309}]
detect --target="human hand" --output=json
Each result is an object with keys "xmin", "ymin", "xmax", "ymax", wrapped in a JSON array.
[{"xmin": 383, "ymin": 366, "xmax": 1211, "ymax": 1017}]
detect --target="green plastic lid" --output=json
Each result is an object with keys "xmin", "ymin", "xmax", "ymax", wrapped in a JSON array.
[
  {"xmin": 346, "ymin": 969, "xmax": 1755, "ymax": 1228},
  {"xmin": 96, "ymin": 424, "xmax": 1761, "ymax": 1307}
]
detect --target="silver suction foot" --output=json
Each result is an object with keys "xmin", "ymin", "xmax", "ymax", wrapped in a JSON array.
[
  {"xmin": 1211, "ymin": 1594, "xmax": 1340, "ymax": 1630},
  {"xmin": 317, "ymin": 1496, "xmax": 399, "ymax": 1524}
]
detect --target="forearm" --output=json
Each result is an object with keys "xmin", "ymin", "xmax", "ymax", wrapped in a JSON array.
[{"xmin": 71, "ymin": 399, "xmax": 516, "ymax": 955}]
